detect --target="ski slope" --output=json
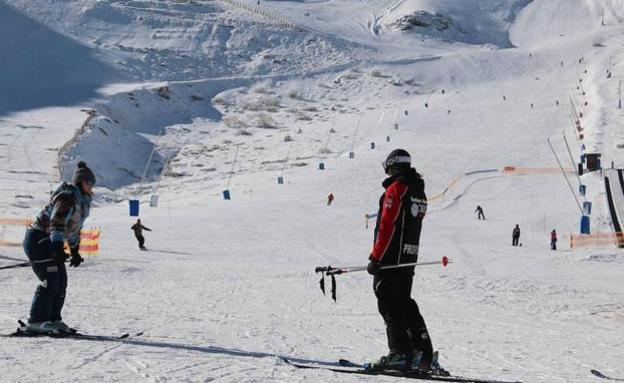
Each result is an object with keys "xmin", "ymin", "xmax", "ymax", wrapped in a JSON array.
[{"xmin": 1, "ymin": 0, "xmax": 624, "ymax": 382}]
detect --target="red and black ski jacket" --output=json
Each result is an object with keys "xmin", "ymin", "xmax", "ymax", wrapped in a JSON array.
[{"xmin": 370, "ymin": 168, "xmax": 427, "ymax": 268}]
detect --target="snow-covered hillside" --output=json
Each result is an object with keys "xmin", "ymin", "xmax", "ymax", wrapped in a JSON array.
[{"xmin": 1, "ymin": 0, "xmax": 623, "ymax": 382}]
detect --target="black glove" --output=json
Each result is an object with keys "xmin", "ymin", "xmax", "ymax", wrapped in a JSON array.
[
  {"xmin": 52, "ymin": 241, "xmax": 68, "ymax": 265},
  {"xmin": 69, "ymin": 247, "xmax": 84, "ymax": 268},
  {"xmin": 367, "ymin": 260, "xmax": 380, "ymax": 275}
]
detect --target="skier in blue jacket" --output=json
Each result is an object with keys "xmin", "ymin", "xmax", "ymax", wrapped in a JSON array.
[{"xmin": 22, "ymin": 161, "xmax": 95, "ymax": 334}]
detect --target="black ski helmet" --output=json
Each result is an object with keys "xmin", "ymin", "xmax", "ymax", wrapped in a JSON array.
[{"xmin": 383, "ymin": 149, "xmax": 411, "ymax": 174}]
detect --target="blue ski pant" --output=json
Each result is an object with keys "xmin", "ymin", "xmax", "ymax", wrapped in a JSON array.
[{"xmin": 23, "ymin": 228, "xmax": 67, "ymax": 323}]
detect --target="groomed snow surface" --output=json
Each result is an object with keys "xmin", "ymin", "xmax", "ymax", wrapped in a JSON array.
[{"xmin": 1, "ymin": 0, "xmax": 623, "ymax": 382}]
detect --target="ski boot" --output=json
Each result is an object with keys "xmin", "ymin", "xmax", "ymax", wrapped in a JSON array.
[
  {"xmin": 364, "ymin": 352, "xmax": 411, "ymax": 372},
  {"xmin": 21, "ymin": 321, "xmax": 64, "ymax": 335},
  {"xmin": 410, "ymin": 349, "xmax": 424, "ymax": 370},
  {"xmin": 430, "ymin": 351, "xmax": 450, "ymax": 376},
  {"xmin": 51, "ymin": 320, "xmax": 77, "ymax": 334},
  {"xmin": 411, "ymin": 351, "xmax": 450, "ymax": 376}
]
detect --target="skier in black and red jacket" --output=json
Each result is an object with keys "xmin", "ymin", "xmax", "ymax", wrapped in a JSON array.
[{"xmin": 366, "ymin": 149, "xmax": 434, "ymax": 372}]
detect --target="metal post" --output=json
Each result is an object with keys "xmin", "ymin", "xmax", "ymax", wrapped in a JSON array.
[
  {"xmin": 563, "ymin": 131, "xmax": 585, "ymax": 196},
  {"xmin": 619, "ymin": 80, "xmax": 622, "ymax": 109},
  {"xmin": 547, "ymin": 138, "xmax": 584, "ymax": 214},
  {"xmin": 350, "ymin": 113, "xmax": 362, "ymax": 154},
  {"xmin": 226, "ymin": 144, "xmax": 241, "ymax": 190}
]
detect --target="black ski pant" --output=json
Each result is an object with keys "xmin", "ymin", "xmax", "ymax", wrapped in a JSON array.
[
  {"xmin": 23, "ymin": 228, "xmax": 67, "ymax": 323},
  {"xmin": 512, "ymin": 235, "xmax": 520, "ymax": 246},
  {"xmin": 373, "ymin": 270, "xmax": 433, "ymax": 364},
  {"xmin": 135, "ymin": 234, "xmax": 145, "ymax": 248},
  {"xmin": 478, "ymin": 212, "xmax": 485, "ymax": 220}
]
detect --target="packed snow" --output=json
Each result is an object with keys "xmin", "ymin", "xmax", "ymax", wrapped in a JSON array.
[{"xmin": 1, "ymin": 0, "xmax": 623, "ymax": 382}]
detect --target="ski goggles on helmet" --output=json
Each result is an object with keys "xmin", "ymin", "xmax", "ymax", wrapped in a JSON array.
[{"xmin": 382, "ymin": 155, "xmax": 411, "ymax": 172}]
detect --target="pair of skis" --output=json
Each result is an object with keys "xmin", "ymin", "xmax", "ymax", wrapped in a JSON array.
[
  {"xmin": 282, "ymin": 357, "xmax": 623, "ymax": 382},
  {"xmin": 281, "ymin": 357, "xmax": 521, "ymax": 383}
]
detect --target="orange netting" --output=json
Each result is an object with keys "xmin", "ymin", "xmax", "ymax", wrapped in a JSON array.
[
  {"xmin": 0, "ymin": 218, "xmax": 31, "ymax": 226},
  {"xmin": 570, "ymin": 232, "xmax": 624, "ymax": 249}
]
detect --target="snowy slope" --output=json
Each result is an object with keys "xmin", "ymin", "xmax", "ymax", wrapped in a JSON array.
[{"xmin": 1, "ymin": 0, "xmax": 624, "ymax": 382}]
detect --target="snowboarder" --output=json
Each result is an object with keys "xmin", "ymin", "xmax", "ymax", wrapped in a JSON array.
[
  {"xmin": 366, "ymin": 149, "xmax": 434, "ymax": 372},
  {"xmin": 475, "ymin": 205, "xmax": 485, "ymax": 220},
  {"xmin": 512, "ymin": 224, "xmax": 521, "ymax": 246},
  {"xmin": 327, "ymin": 193, "xmax": 334, "ymax": 206},
  {"xmin": 22, "ymin": 161, "xmax": 95, "ymax": 334},
  {"xmin": 550, "ymin": 229, "xmax": 557, "ymax": 250},
  {"xmin": 131, "ymin": 219, "xmax": 152, "ymax": 250}
]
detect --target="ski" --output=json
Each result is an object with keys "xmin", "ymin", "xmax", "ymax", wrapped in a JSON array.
[
  {"xmin": 591, "ymin": 370, "xmax": 624, "ymax": 381},
  {"xmin": 4, "ymin": 330, "xmax": 132, "ymax": 342},
  {"xmin": 282, "ymin": 357, "xmax": 522, "ymax": 383},
  {"xmin": 3, "ymin": 321, "xmax": 142, "ymax": 342}
]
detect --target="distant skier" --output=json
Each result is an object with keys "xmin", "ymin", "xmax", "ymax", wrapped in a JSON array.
[
  {"xmin": 22, "ymin": 161, "xmax": 95, "ymax": 334},
  {"xmin": 512, "ymin": 224, "xmax": 521, "ymax": 246},
  {"xmin": 366, "ymin": 149, "xmax": 436, "ymax": 373},
  {"xmin": 474, "ymin": 205, "xmax": 485, "ymax": 220},
  {"xmin": 131, "ymin": 219, "xmax": 152, "ymax": 250},
  {"xmin": 550, "ymin": 229, "xmax": 557, "ymax": 250},
  {"xmin": 327, "ymin": 193, "xmax": 334, "ymax": 206}
]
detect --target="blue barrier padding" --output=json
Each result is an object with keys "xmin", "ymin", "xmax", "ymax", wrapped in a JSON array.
[
  {"xmin": 129, "ymin": 200, "xmax": 140, "ymax": 217},
  {"xmin": 580, "ymin": 215, "xmax": 590, "ymax": 234}
]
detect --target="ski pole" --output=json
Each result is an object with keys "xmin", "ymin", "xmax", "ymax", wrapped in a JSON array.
[
  {"xmin": 315, "ymin": 257, "xmax": 450, "ymax": 302},
  {"xmin": 0, "ymin": 261, "xmax": 31, "ymax": 270},
  {"xmin": 315, "ymin": 256, "xmax": 450, "ymax": 276}
]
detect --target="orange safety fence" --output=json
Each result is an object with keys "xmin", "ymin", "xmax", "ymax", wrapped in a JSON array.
[
  {"xmin": 0, "ymin": 218, "xmax": 31, "ymax": 226},
  {"xmin": 0, "ymin": 227, "xmax": 101, "ymax": 255},
  {"xmin": 570, "ymin": 232, "xmax": 624, "ymax": 249},
  {"xmin": 63, "ymin": 229, "xmax": 101, "ymax": 256},
  {"xmin": 503, "ymin": 166, "xmax": 576, "ymax": 175},
  {"xmin": 428, "ymin": 174, "xmax": 465, "ymax": 203},
  {"xmin": 0, "ymin": 239, "xmax": 22, "ymax": 247}
]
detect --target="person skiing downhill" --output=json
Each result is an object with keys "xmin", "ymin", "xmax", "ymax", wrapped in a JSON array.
[
  {"xmin": 327, "ymin": 193, "xmax": 335, "ymax": 206},
  {"xmin": 550, "ymin": 229, "xmax": 557, "ymax": 250},
  {"xmin": 475, "ymin": 205, "xmax": 485, "ymax": 220},
  {"xmin": 131, "ymin": 219, "xmax": 152, "ymax": 250},
  {"xmin": 366, "ymin": 149, "xmax": 435, "ymax": 372},
  {"xmin": 22, "ymin": 161, "xmax": 95, "ymax": 334},
  {"xmin": 512, "ymin": 224, "xmax": 521, "ymax": 246}
]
